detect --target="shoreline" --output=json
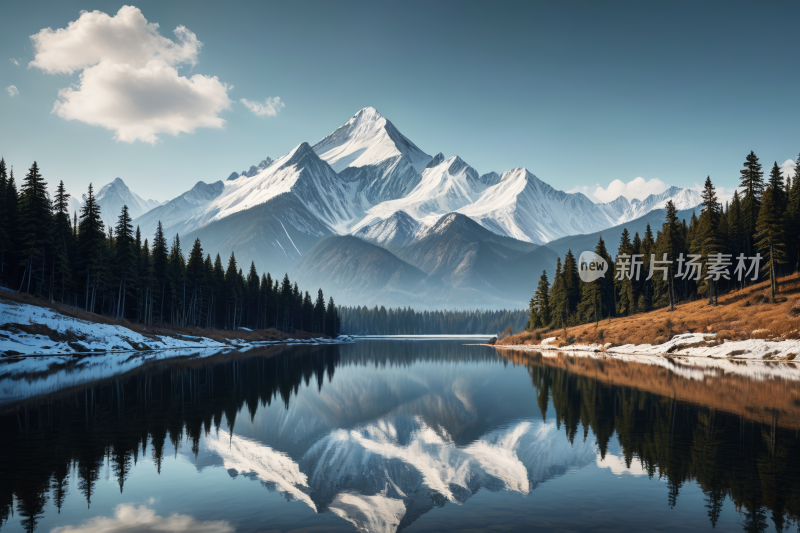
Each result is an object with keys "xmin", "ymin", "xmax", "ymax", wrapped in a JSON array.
[{"xmin": 493, "ymin": 332, "xmax": 800, "ymax": 362}]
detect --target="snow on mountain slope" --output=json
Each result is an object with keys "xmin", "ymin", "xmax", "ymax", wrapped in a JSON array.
[
  {"xmin": 593, "ymin": 186, "xmax": 703, "ymax": 228},
  {"xmin": 352, "ymin": 211, "xmax": 424, "ymax": 252},
  {"xmin": 456, "ymin": 168, "xmax": 613, "ymax": 244},
  {"xmin": 71, "ymin": 178, "xmax": 161, "ymax": 227},
  {"xmin": 455, "ymin": 169, "xmax": 703, "ymax": 244},
  {"xmin": 312, "ymin": 107, "xmax": 432, "ymax": 208},
  {"xmin": 183, "ymin": 142, "xmax": 359, "ymax": 234},
  {"xmin": 313, "ymin": 107, "xmax": 431, "ymax": 173},
  {"xmin": 228, "ymin": 157, "xmax": 275, "ymax": 180},
  {"xmin": 353, "ymin": 155, "xmax": 494, "ymax": 232},
  {"xmin": 133, "ymin": 180, "xmax": 225, "ymax": 238}
]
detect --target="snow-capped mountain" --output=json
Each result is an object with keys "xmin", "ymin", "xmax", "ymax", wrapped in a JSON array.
[
  {"xmin": 132, "ymin": 180, "xmax": 225, "ymax": 238},
  {"xmin": 71, "ymin": 178, "xmax": 161, "ymax": 228},
  {"xmin": 594, "ymin": 186, "xmax": 703, "ymax": 227},
  {"xmin": 455, "ymin": 168, "xmax": 612, "ymax": 244},
  {"xmin": 228, "ymin": 157, "xmax": 275, "ymax": 181},
  {"xmin": 455, "ymin": 169, "xmax": 702, "ymax": 244},
  {"xmin": 183, "ymin": 142, "xmax": 360, "ymax": 234},
  {"xmin": 352, "ymin": 154, "xmax": 496, "ymax": 232},
  {"xmin": 352, "ymin": 211, "xmax": 424, "ymax": 253},
  {"xmin": 312, "ymin": 107, "xmax": 432, "ymax": 210}
]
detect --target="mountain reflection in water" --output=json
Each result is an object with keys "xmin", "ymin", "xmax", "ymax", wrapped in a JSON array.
[{"xmin": 0, "ymin": 341, "xmax": 799, "ymax": 532}]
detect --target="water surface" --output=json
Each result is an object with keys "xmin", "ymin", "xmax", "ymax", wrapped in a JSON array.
[{"xmin": 1, "ymin": 340, "xmax": 799, "ymax": 532}]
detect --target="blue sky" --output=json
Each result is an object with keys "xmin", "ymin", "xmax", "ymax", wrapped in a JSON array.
[{"xmin": 1, "ymin": 0, "xmax": 798, "ymax": 203}]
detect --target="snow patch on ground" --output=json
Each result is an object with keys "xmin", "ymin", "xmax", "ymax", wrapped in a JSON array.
[
  {"xmin": 495, "ymin": 333, "xmax": 800, "ymax": 381},
  {"xmin": 0, "ymin": 300, "xmax": 354, "ymax": 357}
]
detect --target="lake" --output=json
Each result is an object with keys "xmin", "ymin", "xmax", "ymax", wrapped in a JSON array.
[{"xmin": 1, "ymin": 339, "xmax": 799, "ymax": 532}]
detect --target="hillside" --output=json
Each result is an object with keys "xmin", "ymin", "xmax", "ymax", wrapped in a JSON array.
[
  {"xmin": 292, "ymin": 235, "xmax": 428, "ymax": 301},
  {"xmin": 498, "ymin": 273, "xmax": 800, "ymax": 352}
]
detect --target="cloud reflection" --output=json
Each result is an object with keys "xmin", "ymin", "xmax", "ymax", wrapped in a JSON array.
[{"xmin": 50, "ymin": 503, "xmax": 233, "ymax": 532}]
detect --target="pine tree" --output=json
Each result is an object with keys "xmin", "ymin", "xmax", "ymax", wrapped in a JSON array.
[
  {"xmin": 314, "ymin": 289, "xmax": 325, "ymax": 333},
  {"xmin": 212, "ymin": 254, "xmax": 225, "ymax": 328},
  {"xmin": 52, "ymin": 181, "xmax": 73, "ymax": 302},
  {"xmin": 755, "ymin": 187, "xmax": 787, "ymax": 300},
  {"xmin": 18, "ymin": 162, "xmax": 52, "ymax": 295},
  {"xmin": 788, "ymin": 156, "xmax": 800, "ymax": 272},
  {"xmin": 563, "ymin": 249, "xmax": 580, "ymax": 315},
  {"xmin": 225, "ymin": 252, "xmax": 239, "ymax": 329},
  {"xmin": 547, "ymin": 257, "xmax": 565, "ymax": 329},
  {"xmin": 325, "ymin": 296, "xmax": 336, "ymax": 337},
  {"xmin": 151, "ymin": 221, "xmax": 169, "ymax": 325},
  {"xmin": 77, "ymin": 184, "xmax": 106, "ymax": 310},
  {"xmin": 185, "ymin": 238, "xmax": 205, "ymax": 327},
  {"xmin": 114, "ymin": 206, "xmax": 136, "ymax": 320},
  {"xmin": 768, "ymin": 161, "xmax": 786, "ymax": 212},
  {"xmin": 739, "ymin": 151, "xmax": 764, "ymax": 253},
  {"xmin": 615, "ymin": 228, "xmax": 634, "ymax": 315},
  {"xmin": 533, "ymin": 271, "xmax": 551, "ymax": 326},
  {"xmin": 167, "ymin": 234, "xmax": 186, "ymax": 326}
]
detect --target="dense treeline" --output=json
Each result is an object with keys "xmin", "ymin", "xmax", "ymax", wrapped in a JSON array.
[
  {"xmin": 338, "ymin": 306, "xmax": 527, "ymax": 335},
  {"xmin": 528, "ymin": 151, "xmax": 799, "ymax": 330},
  {"xmin": 0, "ymin": 159, "xmax": 340, "ymax": 335}
]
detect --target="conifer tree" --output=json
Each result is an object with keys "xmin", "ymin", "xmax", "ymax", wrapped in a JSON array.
[
  {"xmin": 533, "ymin": 271, "xmax": 551, "ymax": 326},
  {"xmin": 768, "ymin": 161, "xmax": 786, "ymax": 212},
  {"xmin": 788, "ymin": 156, "xmax": 800, "ymax": 271},
  {"xmin": 314, "ymin": 289, "xmax": 325, "ymax": 333},
  {"xmin": 755, "ymin": 187, "xmax": 787, "ymax": 300},
  {"xmin": 547, "ymin": 257, "xmax": 565, "ymax": 328},
  {"xmin": 325, "ymin": 296, "xmax": 336, "ymax": 336},
  {"xmin": 563, "ymin": 250, "xmax": 579, "ymax": 315},
  {"xmin": 167, "ymin": 235, "xmax": 186, "ymax": 326},
  {"xmin": 114, "ymin": 206, "xmax": 136, "ymax": 320},
  {"xmin": 18, "ymin": 162, "xmax": 52, "ymax": 295},
  {"xmin": 225, "ymin": 252, "xmax": 239, "ymax": 329},
  {"xmin": 212, "ymin": 254, "xmax": 225, "ymax": 328},
  {"xmin": 185, "ymin": 238, "xmax": 205, "ymax": 326},
  {"xmin": 78, "ymin": 184, "xmax": 105, "ymax": 310},
  {"xmin": 151, "ymin": 222, "xmax": 169, "ymax": 325},
  {"xmin": 52, "ymin": 181, "xmax": 73, "ymax": 302},
  {"xmin": 615, "ymin": 228, "xmax": 634, "ymax": 315},
  {"xmin": 739, "ymin": 151, "xmax": 764, "ymax": 252}
]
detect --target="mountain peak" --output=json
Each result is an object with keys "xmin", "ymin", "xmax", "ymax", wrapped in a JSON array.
[
  {"xmin": 426, "ymin": 153, "xmax": 445, "ymax": 169},
  {"xmin": 350, "ymin": 106, "xmax": 383, "ymax": 123},
  {"xmin": 312, "ymin": 107, "xmax": 431, "ymax": 174}
]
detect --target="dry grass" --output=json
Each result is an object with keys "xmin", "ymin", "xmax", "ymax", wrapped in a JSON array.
[
  {"xmin": 499, "ymin": 273, "xmax": 800, "ymax": 347},
  {"xmin": 0, "ymin": 291, "xmax": 328, "ymax": 344}
]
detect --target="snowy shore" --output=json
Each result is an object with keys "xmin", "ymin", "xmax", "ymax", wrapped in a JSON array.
[
  {"xmin": 0, "ymin": 300, "xmax": 353, "ymax": 357},
  {"xmin": 493, "ymin": 333, "xmax": 800, "ymax": 381},
  {"xmin": 496, "ymin": 332, "xmax": 799, "ymax": 361}
]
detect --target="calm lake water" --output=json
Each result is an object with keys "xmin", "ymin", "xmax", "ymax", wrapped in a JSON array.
[{"xmin": 1, "ymin": 339, "xmax": 799, "ymax": 532}]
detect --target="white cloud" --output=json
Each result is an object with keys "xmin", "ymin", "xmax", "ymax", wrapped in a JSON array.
[
  {"xmin": 50, "ymin": 503, "xmax": 234, "ymax": 533},
  {"xmin": 6, "ymin": 85, "xmax": 19, "ymax": 97},
  {"xmin": 9, "ymin": 58, "xmax": 19, "ymax": 66},
  {"xmin": 569, "ymin": 177, "xmax": 671, "ymax": 203},
  {"xmin": 596, "ymin": 452, "xmax": 648, "ymax": 477},
  {"xmin": 782, "ymin": 158, "xmax": 796, "ymax": 178},
  {"xmin": 29, "ymin": 6, "xmax": 232, "ymax": 144},
  {"xmin": 240, "ymin": 96, "xmax": 285, "ymax": 117},
  {"xmin": 591, "ymin": 177, "xmax": 670, "ymax": 203}
]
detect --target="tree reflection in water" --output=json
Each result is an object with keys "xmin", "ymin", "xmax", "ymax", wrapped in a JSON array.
[
  {"xmin": 502, "ymin": 350, "xmax": 800, "ymax": 533},
  {"xmin": 0, "ymin": 343, "xmax": 799, "ymax": 532}
]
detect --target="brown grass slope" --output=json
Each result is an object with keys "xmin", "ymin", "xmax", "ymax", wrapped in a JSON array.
[{"xmin": 499, "ymin": 273, "xmax": 800, "ymax": 347}]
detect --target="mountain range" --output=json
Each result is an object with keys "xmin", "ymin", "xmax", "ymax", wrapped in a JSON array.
[{"xmin": 74, "ymin": 107, "xmax": 702, "ymax": 309}]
